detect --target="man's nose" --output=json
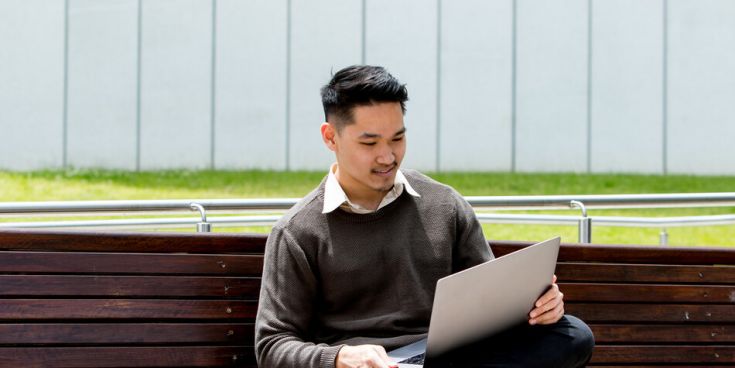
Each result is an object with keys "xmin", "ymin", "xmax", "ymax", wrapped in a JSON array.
[{"xmin": 376, "ymin": 144, "xmax": 395, "ymax": 164}]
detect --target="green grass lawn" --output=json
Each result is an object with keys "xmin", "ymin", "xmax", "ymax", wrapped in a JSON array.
[{"xmin": 1, "ymin": 169, "xmax": 734, "ymax": 247}]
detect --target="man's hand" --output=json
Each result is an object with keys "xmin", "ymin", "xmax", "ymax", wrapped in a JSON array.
[
  {"xmin": 336, "ymin": 344, "xmax": 398, "ymax": 368},
  {"xmin": 528, "ymin": 274, "xmax": 564, "ymax": 325}
]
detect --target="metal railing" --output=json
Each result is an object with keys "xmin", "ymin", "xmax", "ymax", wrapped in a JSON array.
[{"xmin": 2, "ymin": 193, "xmax": 735, "ymax": 245}]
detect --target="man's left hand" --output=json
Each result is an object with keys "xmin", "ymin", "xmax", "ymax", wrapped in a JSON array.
[{"xmin": 528, "ymin": 275, "xmax": 564, "ymax": 325}]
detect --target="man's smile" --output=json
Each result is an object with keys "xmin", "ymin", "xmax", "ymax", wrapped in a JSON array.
[{"xmin": 372, "ymin": 165, "xmax": 396, "ymax": 177}]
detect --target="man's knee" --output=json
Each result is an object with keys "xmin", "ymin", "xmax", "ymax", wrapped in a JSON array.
[
  {"xmin": 525, "ymin": 314, "xmax": 595, "ymax": 368},
  {"xmin": 560, "ymin": 315, "xmax": 595, "ymax": 367},
  {"xmin": 456, "ymin": 315, "xmax": 595, "ymax": 368}
]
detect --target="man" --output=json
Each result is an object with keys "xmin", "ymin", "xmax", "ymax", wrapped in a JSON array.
[{"xmin": 255, "ymin": 65, "xmax": 594, "ymax": 368}]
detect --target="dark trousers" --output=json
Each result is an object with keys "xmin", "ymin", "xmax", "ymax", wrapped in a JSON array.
[{"xmin": 426, "ymin": 315, "xmax": 594, "ymax": 368}]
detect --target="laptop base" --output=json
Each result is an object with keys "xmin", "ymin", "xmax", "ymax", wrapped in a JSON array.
[{"xmin": 388, "ymin": 338, "xmax": 427, "ymax": 367}]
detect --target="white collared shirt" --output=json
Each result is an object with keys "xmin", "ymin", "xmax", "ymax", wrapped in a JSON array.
[{"xmin": 322, "ymin": 163, "xmax": 421, "ymax": 214}]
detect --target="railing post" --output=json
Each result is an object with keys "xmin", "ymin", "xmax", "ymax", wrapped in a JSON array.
[
  {"xmin": 570, "ymin": 200, "xmax": 591, "ymax": 243},
  {"xmin": 660, "ymin": 228, "xmax": 669, "ymax": 246},
  {"xmin": 190, "ymin": 203, "xmax": 212, "ymax": 233}
]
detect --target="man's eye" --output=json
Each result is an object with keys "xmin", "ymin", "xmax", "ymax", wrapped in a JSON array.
[
  {"xmin": 393, "ymin": 136, "xmax": 404, "ymax": 142},
  {"xmin": 361, "ymin": 142, "xmax": 376, "ymax": 146}
]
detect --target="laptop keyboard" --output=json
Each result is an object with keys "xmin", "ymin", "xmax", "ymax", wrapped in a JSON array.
[{"xmin": 398, "ymin": 353, "xmax": 425, "ymax": 365}]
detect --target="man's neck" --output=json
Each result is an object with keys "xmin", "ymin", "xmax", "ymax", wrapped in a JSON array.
[{"xmin": 342, "ymin": 187, "xmax": 391, "ymax": 211}]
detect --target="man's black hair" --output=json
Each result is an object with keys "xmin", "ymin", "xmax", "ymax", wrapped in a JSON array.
[{"xmin": 320, "ymin": 65, "xmax": 408, "ymax": 131}]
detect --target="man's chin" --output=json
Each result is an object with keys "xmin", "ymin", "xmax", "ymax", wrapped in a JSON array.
[
  {"xmin": 364, "ymin": 171, "xmax": 397, "ymax": 192},
  {"xmin": 370, "ymin": 181, "xmax": 395, "ymax": 194}
]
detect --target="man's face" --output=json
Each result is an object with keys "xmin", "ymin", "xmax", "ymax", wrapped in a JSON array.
[{"xmin": 323, "ymin": 102, "xmax": 406, "ymax": 203}]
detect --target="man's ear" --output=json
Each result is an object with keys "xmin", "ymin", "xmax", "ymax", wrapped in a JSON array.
[{"xmin": 320, "ymin": 122, "xmax": 337, "ymax": 152}]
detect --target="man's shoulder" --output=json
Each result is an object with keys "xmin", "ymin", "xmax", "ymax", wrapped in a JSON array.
[
  {"xmin": 401, "ymin": 168, "xmax": 473, "ymax": 218},
  {"xmin": 272, "ymin": 177, "xmax": 328, "ymax": 233},
  {"xmin": 401, "ymin": 168, "xmax": 460, "ymax": 197}
]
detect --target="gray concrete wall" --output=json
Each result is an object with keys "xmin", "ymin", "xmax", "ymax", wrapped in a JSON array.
[{"xmin": 1, "ymin": 0, "xmax": 733, "ymax": 174}]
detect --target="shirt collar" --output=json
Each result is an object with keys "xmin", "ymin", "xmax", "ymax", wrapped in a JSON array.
[{"xmin": 322, "ymin": 163, "xmax": 420, "ymax": 214}]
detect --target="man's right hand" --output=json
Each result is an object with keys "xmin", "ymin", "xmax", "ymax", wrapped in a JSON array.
[{"xmin": 335, "ymin": 344, "xmax": 398, "ymax": 368}]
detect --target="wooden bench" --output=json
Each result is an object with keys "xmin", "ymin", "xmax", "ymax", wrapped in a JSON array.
[{"xmin": 0, "ymin": 229, "xmax": 733, "ymax": 367}]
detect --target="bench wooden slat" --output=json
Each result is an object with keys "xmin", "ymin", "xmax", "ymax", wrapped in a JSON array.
[
  {"xmin": 556, "ymin": 262, "xmax": 735, "ymax": 284},
  {"xmin": 0, "ymin": 229, "xmax": 267, "ymax": 253},
  {"xmin": 561, "ymin": 283, "xmax": 735, "ymax": 303},
  {"xmin": 0, "ymin": 300, "xmax": 257, "ymax": 319},
  {"xmin": 491, "ymin": 241, "xmax": 735, "ymax": 264},
  {"xmin": 0, "ymin": 323, "xmax": 254, "ymax": 345},
  {"xmin": 0, "ymin": 346, "xmax": 255, "ymax": 367},
  {"xmin": 589, "ymin": 345, "xmax": 735, "ymax": 364},
  {"xmin": 0, "ymin": 252, "xmax": 263, "ymax": 275},
  {"xmin": 0, "ymin": 275, "xmax": 260, "ymax": 298},
  {"xmin": 3, "ymin": 231, "xmax": 734, "ymax": 263},
  {"xmin": 566, "ymin": 303, "xmax": 735, "ymax": 323},
  {"xmin": 589, "ymin": 324, "xmax": 734, "ymax": 343}
]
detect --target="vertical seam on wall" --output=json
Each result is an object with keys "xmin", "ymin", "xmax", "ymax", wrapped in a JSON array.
[
  {"xmin": 436, "ymin": 0, "xmax": 442, "ymax": 172},
  {"xmin": 586, "ymin": 0, "xmax": 593, "ymax": 173},
  {"xmin": 361, "ymin": 0, "xmax": 366, "ymax": 64},
  {"xmin": 662, "ymin": 0, "xmax": 668, "ymax": 175},
  {"xmin": 136, "ymin": 0, "xmax": 143, "ymax": 171},
  {"xmin": 62, "ymin": 0, "xmax": 69, "ymax": 169},
  {"xmin": 511, "ymin": 0, "xmax": 517, "ymax": 172},
  {"xmin": 285, "ymin": 0, "xmax": 292, "ymax": 171},
  {"xmin": 210, "ymin": 0, "xmax": 217, "ymax": 170}
]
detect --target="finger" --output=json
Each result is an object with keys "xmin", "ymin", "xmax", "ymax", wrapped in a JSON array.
[
  {"xmin": 530, "ymin": 291, "xmax": 564, "ymax": 321},
  {"xmin": 365, "ymin": 351, "xmax": 385, "ymax": 368},
  {"xmin": 533, "ymin": 307, "xmax": 562, "ymax": 325},
  {"xmin": 530, "ymin": 299, "xmax": 564, "ymax": 325},
  {"xmin": 535, "ymin": 283, "xmax": 559, "ymax": 308},
  {"xmin": 373, "ymin": 346, "xmax": 395, "ymax": 366},
  {"xmin": 552, "ymin": 274, "xmax": 558, "ymax": 283},
  {"xmin": 370, "ymin": 346, "xmax": 395, "ymax": 368},
  {"xmin": 534, "ymin": 283, "xmax": 560, "ymax": 309},
  {"xmin": 534, "ymin": 301, "xmax": 565, "ymax": 325}
]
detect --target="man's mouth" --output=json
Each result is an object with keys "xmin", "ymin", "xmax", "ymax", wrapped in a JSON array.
[{"xmin": 372, "ymin": 166, "xmax": 395, "ymax": 176}]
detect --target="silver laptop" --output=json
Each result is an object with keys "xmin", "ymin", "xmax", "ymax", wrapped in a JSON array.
[{"xmin": 388, "ymin": 237, "xmax": 561, "ymax": 367}]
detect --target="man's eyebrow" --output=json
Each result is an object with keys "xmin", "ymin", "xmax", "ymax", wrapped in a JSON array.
[
  {"xmin": 358, "ymin": 132, "xmax": 380, "ymax": 139},
  {"xmin": 358, "ymin": 127, "xmax": 406, "ymax": 139}
]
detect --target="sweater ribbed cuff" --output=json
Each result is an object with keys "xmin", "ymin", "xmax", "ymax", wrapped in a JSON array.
[{"xmin": 320, "ymin": 344, "xmax": 344, "ymax": 368}]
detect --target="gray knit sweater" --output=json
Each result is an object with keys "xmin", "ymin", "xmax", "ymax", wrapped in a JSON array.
[{"xmin": 254, "ymin": 169, "xmax": 493, "ymax": 368}]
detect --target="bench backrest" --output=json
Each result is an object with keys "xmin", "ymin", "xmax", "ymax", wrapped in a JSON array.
[
  {"xmin": 0, "ymin": 230, "xmax": 266, "ymax": 368},
  {"xmin": 1, "ymin": 230, "xmax": 734, "ymax": 367}
]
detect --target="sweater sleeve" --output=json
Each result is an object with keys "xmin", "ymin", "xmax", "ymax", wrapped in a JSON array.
[
  {"xmin": 452, "ymin": 190, "xmax": 495, "ymax": 272},
  {"xmin": 255, "ymin": 225, "xmax": 343, "ymax": 368}
]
